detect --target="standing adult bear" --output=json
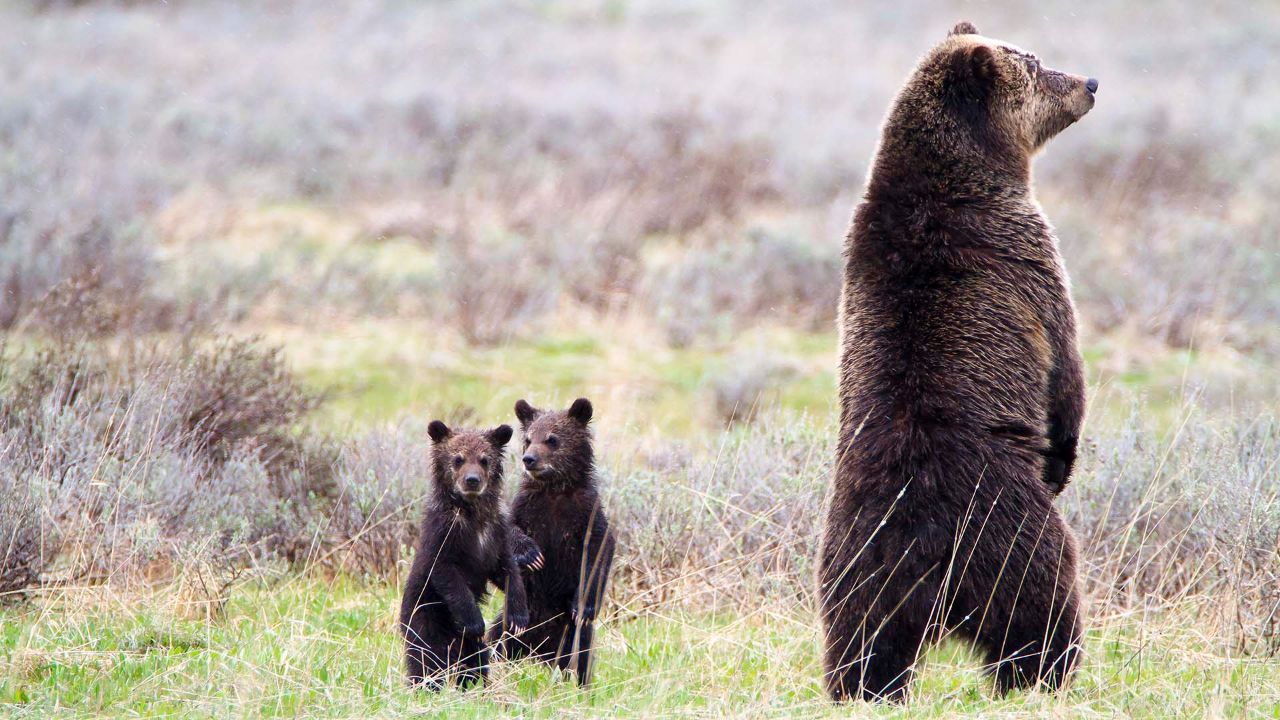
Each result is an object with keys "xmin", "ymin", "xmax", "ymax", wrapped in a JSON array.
[{"xmin": 818, "ymin": 22, "xmax": 1096, "ymax": 702}]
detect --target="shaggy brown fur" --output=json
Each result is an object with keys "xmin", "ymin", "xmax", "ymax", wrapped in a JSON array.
[
  {"xmin": 817, "ymin": 22, "xmax": 1095, "ymax": 702},
  {"xmin": 399, "ymin": 421, "xmax": 528, "ymax": 689},
  {"xmin": 489, "ymin": 398, "xmax": 615, "ymax": 686}
]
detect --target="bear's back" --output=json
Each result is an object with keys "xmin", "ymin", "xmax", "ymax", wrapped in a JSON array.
[{"xmin": 838, "ymin": 194, "xmax": 1057, "ymax": 445}]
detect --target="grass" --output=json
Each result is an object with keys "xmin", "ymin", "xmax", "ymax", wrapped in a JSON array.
[
  {"xmin": 260, "ymin": 319, "xmax": 1274, "ymax": 438},
  {"xmin": 4, "ymin": 2, "xmax": 1280, "ymax": 716},
  {"xmin": 2, "ymin": 578, "xmax": 1277, "ymax": 718}
]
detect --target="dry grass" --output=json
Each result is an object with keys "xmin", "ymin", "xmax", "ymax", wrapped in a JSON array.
[
  {"xmin": 1, "ymin": 0, "xmax": 1276, "ymax": 357},
  {"xmin": 2, "ymin": 402, "xmax": 1278, "ymax": 716}
]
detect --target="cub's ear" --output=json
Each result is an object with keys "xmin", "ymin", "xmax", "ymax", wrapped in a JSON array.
[
  {"xmin": 514, "ymin": 399, "xmax": 540, "ymax": 427},
  {"xmin": 949, "ymin": 21, "xmax": 979, "ymax": 36},
  {"xmin": 427, "ymin": 420, "xmax": 451, "ymax": 443},
  {"xmin": 567, "ymin": 397, "xmax": 593, "ymax": 425},
  {"xmin": 489, "ymin": 424, "xmax": 513, "ymax": 448}
]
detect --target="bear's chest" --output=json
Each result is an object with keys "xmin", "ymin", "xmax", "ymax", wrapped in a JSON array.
[{"xmin": 519, "ymin": 495, "xmax": 584, "ymax": 555}]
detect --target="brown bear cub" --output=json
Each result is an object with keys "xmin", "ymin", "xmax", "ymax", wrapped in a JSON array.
[
  {"xmin": 490, "ymin": 398, "xmax": 615, "ymax": 686},
  {"xmin": 818, "ymin": 23, "xmax": 1095, "ymax": 702},
  {"xmin": 400, "ymin": 420, "xmax": 529, "ymax": 689}
]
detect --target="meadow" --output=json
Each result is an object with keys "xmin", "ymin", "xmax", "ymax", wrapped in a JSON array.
[{"xmin": 2, "ymin": 0, "xmax": 1279, "ymax": 717}]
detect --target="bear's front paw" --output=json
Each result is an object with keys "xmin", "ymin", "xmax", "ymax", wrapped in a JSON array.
[
  {"xmin": 570, "ymin": 604, "xmax": 595, "ymax": 625},
  {"xmin": 516, "ymin": 548, "xmax": 544, "ymax": 572},
  {"xmin": 508, "ymin": 610, "xmax": 529, "ymax": 635},
  {"xmin": 458, "ymin": 613, "xmax": 486, "ymax": 637},
  {"xmin": 1042, "ymin": 455, "xmax": 1068, "ymax": 495}
]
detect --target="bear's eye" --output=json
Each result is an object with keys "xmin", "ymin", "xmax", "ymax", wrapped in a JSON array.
[
  {"xmin": 453, "ymin": 456, "xmax": 464, "ymax": 468},
  {"xmin": 479, "ymin": 456, "xmax": 490, "ymax": 469},
  {"xmin": 523, "ymin": 438, "xmax": 531, "ymax": 448},
  {"xmin": 546, "ymin": 435, "xmax": 560, "ymax": 450}
]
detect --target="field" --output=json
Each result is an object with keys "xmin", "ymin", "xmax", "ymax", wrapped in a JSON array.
[
  {"xmin": 2, "ymin": 0, "xmax": 1280, "ymax": 717},
  {"xmin": 4, "ymin": 580, "xmax": 1279, "ymax": 718}
]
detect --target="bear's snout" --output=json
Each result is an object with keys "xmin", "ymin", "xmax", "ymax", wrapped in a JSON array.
[
  {"xmin": 522, "ymin": 454, "xmax": 538, "ymax": 470},
  {"xmin": 1085, "ymin": 77, "xmax": 1098, "ymax": 94},
  {"xmin": 461, "ymin": 474, "xmax": 483, "ymax": 493}
]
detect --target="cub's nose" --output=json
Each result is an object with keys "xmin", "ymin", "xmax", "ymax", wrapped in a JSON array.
[
  {"xmin": 522, "ymin": 455, "xmax": 537, "ymax": 469},
  {"xmin": 462, "ymin": 474, "xmax": 482, "ymax": 491},
  {"xmin": 1085, "ymin": 77, "xmax": 1099, "ymax": 94}
]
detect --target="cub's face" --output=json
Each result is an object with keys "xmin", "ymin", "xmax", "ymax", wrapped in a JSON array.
[
  {"xmin": 942, "ymin": 22, "xmax": 1096, "ymax": 154},
  {"xmin": 427, "ymin": 421, "xmax": 512, "ymax": 500},
  {"xmin": 514, "ymin": 398, "xmax": 593, "ymax": 482}
]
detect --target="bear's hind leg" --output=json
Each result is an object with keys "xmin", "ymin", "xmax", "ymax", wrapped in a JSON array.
[
  {"xmin": 820, "ymin": 558, "xmax": 940, "ymax": 702},
  {"xmin": 556, "ymin": 622, "xmax": 594, "ymax": 686},
  {"xmin": 956, "ymin": 508, "xmax": 1083, "ymax": 695},
  {"xmin": 453, "ymin": 636, "xmax": 491, "ymax": 689},
  {"xmin": 976, "ymin": 585, "xmax": 1082, "ymax": 694},
  {"xmin": 404, "ymin": 639, "xmax": 448, "ymax": 691},
  {"xmin": 824, "ymin": 608, "xmax": 931, "ymax": 702}
]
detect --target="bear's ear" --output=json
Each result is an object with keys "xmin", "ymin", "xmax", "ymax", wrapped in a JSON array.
[
  {"xmin": 949, "ymin": 21, "xmax": 979, "ymax": 37},
  {"xmin": 948, "ymin": 43, "xmax": 998, "ymax": 103},
  {"xmin": 427, "ymin": 420, "xmax": 451, "ymax": 444},
  {"xmin": 514, "ymin": 399, "xmax": 541, "ymax": 427},
  {"xmin": 567, "ymin": 397, "xmax": 593, "ymax": 425},
  {"xmin": 489, "ymin": 424, "xmax": 513, "ymax": 448}
]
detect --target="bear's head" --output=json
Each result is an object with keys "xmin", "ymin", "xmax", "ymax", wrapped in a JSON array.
[
  {"xmin": 427, "ymin": 421, "xmax": 512, "ymax": 502},
  {"xmin": 514, "ymin": 398, "xmax": 595, "ymax": 485},
  {"xmin": 912, "ymin": 22, "xmax": 1097, "ymax": 163}
]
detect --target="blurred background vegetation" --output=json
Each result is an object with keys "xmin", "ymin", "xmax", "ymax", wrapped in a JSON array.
[
  {"xmin": 1, "ymin": 1, "xmax": 1278, "ymax": 714},
  {"xmin": 2, "ymin": 0, "xmax": 1277, "ymax": 435}
]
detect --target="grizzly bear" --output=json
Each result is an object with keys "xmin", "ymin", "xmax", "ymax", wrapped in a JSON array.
[
  {"xmin": 817, "ymin": 22, "xmax": 1095, "ymax": 702},
  {"xmin": 399, "ymin": 420, "xmax": 528, "ymax": 689},
  {"xmin": 489, "ymin": 398, "xmax": 615, "ymax": 686}
]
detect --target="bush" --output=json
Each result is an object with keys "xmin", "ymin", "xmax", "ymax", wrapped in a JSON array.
[
  {"xmin": 325, "ymin": 421, "xmax": 433, "ymax": 579},
  {"xmin": 608, "ymin": 417, "xmax": 829, "ymax": 608},
  {"xmin": 1064, "ymin": 412, "xmax": 1280, "ymax": 654},
  {"xmin": 0, "ymin": 335, "xmax": 330, "ymax": 590},
  {"xmin": 436, "ymin": 226, "xmax": 559, "ymax": 346},
  {"xmin": 0, "ymin": 450, "xmax": 59, "ymax": 598},
  {"xmin": 641, "ymin": 229, "xmax": 840, "ymax": 346},
  {"xmin": 605, "ymin": 409, "xmax": 1280, "ymax": 652}
]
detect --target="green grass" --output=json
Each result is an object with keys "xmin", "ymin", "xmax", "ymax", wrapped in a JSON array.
[
  {"xmin": 2, "ymin": 578, "xmax": 1277, "ymax": 718},
  {"xmin": 271, "ymin": 322, "xmax": 839, "ymax": 436},
  {"xmin": 259, "ymin": 320, "xmax": 1271, "ymax": 438}
]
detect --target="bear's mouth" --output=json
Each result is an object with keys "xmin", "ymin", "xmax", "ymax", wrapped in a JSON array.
[{"xmin": 526, "ymin": 464, "xmax": 554, "ymax": 479}]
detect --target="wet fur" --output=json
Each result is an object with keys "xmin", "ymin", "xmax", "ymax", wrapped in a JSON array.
[{"xmin": 818, "ymin": 23, "xmax": 1091, "ymax": 702}]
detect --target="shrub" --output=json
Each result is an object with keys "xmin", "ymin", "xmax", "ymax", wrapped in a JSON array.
[
  {"xmin": 641, "ymin": 229, "xmax": 840, "ymax": 346},
  {"xmin": 325, "ymin": 421, "xmax": 433, "ymax": 580},
  {"xmin": 436, "ymin": 226, "xmax": 559, "ymax": 346},
  {"xmin": 0, "ymin": 335, "xmax": 330, "ymax": 590}
]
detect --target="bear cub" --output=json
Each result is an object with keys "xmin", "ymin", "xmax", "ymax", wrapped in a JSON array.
[
  {"xmin": 490, "ymin": 398, "xmax": 615, "ymax": 686},
  {"xmin": 400, "ymin": 420, "xmax": 529, "ymax": 689}
]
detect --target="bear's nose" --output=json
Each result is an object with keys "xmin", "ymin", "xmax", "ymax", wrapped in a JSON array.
[
  {"xmin": 462, "ymin": 474, "xmax": 482, "ymax": 491},
  {"xmin": 522, "ymin": 454, "xmax": 537, "ymax": 468},
  {"xmin": 1085, "ymin": 77, "xmax": 1098, "ymax": 94}
]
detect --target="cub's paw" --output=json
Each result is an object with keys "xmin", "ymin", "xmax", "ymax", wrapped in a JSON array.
[
  {"xmin": 507, "ymin": 611, "xmax": 529, "ymax": 635},
  {"xmin": 570, "ymin": 604, "xmax": 595, "ymax": 626},
  {"xmin": 514, "ymin": 547, "xmax": 544, "ymax": 572},
  {"xmin": 512, "ymin": 535, "xmax": 544, "ymax": 571},
  {"xmin": 459, "ymin": 614, "xmax": 486, "ymax": 637}
]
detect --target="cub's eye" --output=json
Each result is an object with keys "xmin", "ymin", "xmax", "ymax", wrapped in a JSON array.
[
  {"xmin": 523, "ymin": 438, "xmax": 531, "ymax": 448},
  {"xmin": 479, "ymin": 457, "xmax": 490, "ymax": 469},
  {"xmin": 546, "ymin": 435, "xmax": 560, "ymax": 450},
  {"xmin": 452, "ymin": 456, "xmax": 464, "ymax": 468}
]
